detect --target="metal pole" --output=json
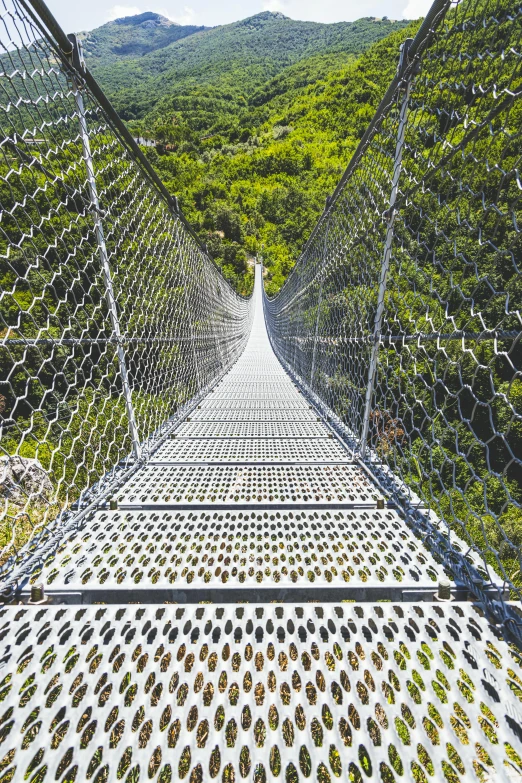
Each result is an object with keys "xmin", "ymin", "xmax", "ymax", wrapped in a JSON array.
[
  {"xmin": 360, "ymin": 40, "xmax": 413, "ymax": 460},
  {"xmin": 309, "ymin": 217, "xmax": 331, "ymax": 388},
  {"xmin": 184, "ymin": 290, "xmax": 202, "ymax": 394},
  {"xmin": 213, "ymin": 274, "xmax": 226, "ymax": 374},
  {"xmin": 68, "ymin": 35, "xmax": 142, "ymax": 461},
  {"xmin": 177, "ymin": 229, "xmax": 202, "ymax": 393},
  {"xmin": 291, "ymin": 294, "xmax": 298, "ymax": 371},
  {"xmin": 215, "ymin": 320, "xmax": 226, "ymax": 373}
]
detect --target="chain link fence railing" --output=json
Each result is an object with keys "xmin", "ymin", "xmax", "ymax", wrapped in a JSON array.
[
  {"xmin": 264, "ymin": 0, "xmax": 522, "ymax": 615},
  {"xmin": 0, "ymin": 0, "xmax": 253, "ymax": 575}
]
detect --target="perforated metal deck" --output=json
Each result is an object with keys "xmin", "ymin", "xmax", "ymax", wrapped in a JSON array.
[
  {"xmin": 116, "ymin": 464, "xmax": 380, "ymax": 509},
  {"xmin": 173, "ymin": 421, "xmax": 330, "ymax": 438},
  {"xmin": 1, "ymin": 603, "xmax": 521, "ymax": 783},
  {"xmin": 191, "ymin": 408, "xmax": 319, "ymax": 422},
  {"xmin": 38, "ymin": 508, "xmax": 442, "ymax": 600},
  {"xmin": 151, "ymin": 438, "xmax": 348, "ymax": 464},
  {"xmin": 194, "ymin": 404, "xmax": 313, "ymax": 418}
]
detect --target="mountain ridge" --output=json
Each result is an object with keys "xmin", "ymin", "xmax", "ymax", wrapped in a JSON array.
[
  {"xmin": 78, "ymin": 10, "xmax": 413, "ymax": 295},
  {"xmin": 84, "ymin": 13, "xmax": 410, "ymax": 121},
  {"xmin": 127, "ymin": 20, "xmax": 420, "ymax": 295},
  {"xmin": 79, "ymin": 12, "xmax": 208, "ymax": 65},
  {"xmin": 111, "ymin": 11, "xmax": 179, "ymax": 26}
]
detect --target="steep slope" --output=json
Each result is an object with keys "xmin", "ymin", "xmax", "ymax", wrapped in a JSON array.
[
  {"xmin": 138, "ymin": 22, "xmax": 419, "ymax": 295},
  {"xmin": 87, "ymin": 12, "xmax": 409, "ymax": 122},
  {"xmin": 78, "ymin": 12, "xmax": 412, "ymax": 294},
  {"xmin": 79, "ymin": 12, "xmax": 206, "ymax": 66}
]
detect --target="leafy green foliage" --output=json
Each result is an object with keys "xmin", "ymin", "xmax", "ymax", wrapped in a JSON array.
[
  {"xmin": 108, "ymin": 21, "xmax": 419, "ymax": 295},
  {"xmin": 90, "ymin": 12, "xmax": 409, "ymax": 121},
  {"xmin": 79, "ymin": 12, "xmax": 206, "ymax": 66},
  {"xmin": 82, "ymin": 11, "xmax": 410, "ymax": 294}
]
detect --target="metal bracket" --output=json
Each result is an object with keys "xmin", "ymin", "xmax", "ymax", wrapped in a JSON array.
[{"xmin": 67, "ymin": 32, "xmax": 86, "ymax": 71}]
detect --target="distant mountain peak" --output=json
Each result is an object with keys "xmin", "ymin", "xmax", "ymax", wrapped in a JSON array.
[
  {"xmin": 112, "ymin": 12, "xmax": 179, "ymax": 27},
  {"xmin": 244, "ymin": 11, "xmax": 290, "ymax": 22},
  {"xmin": 81, "ymin": 11, "xmax": 207, "ymax": 67},
  {"xmin": 259, "ymin": 11, "xmax": 289, "ymax": 19}
]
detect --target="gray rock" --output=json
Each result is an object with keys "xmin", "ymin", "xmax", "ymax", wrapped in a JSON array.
[{"xmin": 0, "ymin": 456, "xmax": 53, "ymax": 505}]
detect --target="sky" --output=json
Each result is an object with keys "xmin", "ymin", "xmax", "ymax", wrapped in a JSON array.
[{"xmin": 47, "ymin": 0, "xmax": 433, "ymax": 34}]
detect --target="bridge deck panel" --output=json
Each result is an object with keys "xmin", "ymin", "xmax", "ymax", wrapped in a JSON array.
[
  {"xmin": 0, "ymin": 602, "xmax": 519, "ymax": 783},
  {"xmin": 172, "ymin": 422, "xmax": 331, "ymax": 438},
  {"xmin": 197, "ymin": 399, "xmax": 311, "ymax": 409},
  {"xmin": 151, "ymin": 438, "xmax": 348, "ymax": 464},
  {"xmin": 190, "ymin": 409, "xmax": 320, "ymax": 422},
  {"xmin": 116, "ymin": 464, "xmax": 381, "ymax": 508},
  {"xmin": 38, "ymin": 508, "xmax": 442, "ymax": 595}
]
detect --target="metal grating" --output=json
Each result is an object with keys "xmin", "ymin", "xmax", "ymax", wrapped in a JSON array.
[
  {"xmin": 206, "ymin": 395, "xmax": 305, "ymax": 403},
  {"xmin": 214, "ymin": 376, "xmax": 295, "ymax": 382},
  {"xmin": 116, "ymin": 464, "xmax": 381, "ymax": 508},
  {"xmin": 150, "ymin": 438, "xmax": 348, "ymax": 464},
  {"xmin": 37, "ymin": 509, "xmax": 443, "ymax": 597},
  {"xmin": 0, "ymin": 603, "xmax": 521, "ymax": 783},
  {"xmin": 172, "ymin": 422, "xmax": 331, "ymax": 438},
  {"xmin": 212, "ymin": 381, "xmax": 296, "ymax": 388},
  {"xmin": 190, "ymin": 408, "xmax": 319, "ymax": 423},
  {"xmin": 196, "ymin": 400, "xmax": 310, "ymax": 410},
  {"xmin": 226, "ymin": 368, "xmax": 287, "ymax": 374}
]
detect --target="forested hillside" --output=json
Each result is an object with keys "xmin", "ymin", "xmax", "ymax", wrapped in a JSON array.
[
  {"xmin": 82, "ymin": 12, "xmax": 411, "ymax": 294},
  {"xmin": 79, "ymin": 12, "xmax": 207, "ymax": 66},
  {"xmin": 118, "ymin": 22, "xmax": 419, "ymax": 294},
  {"xmin": 89, "ymin": 13, "xmax": 408, "ymax": 123}
]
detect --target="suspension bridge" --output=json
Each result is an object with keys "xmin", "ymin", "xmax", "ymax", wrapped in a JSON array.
[{"xmin": 0, "ymin": 0, "xmax": 520, "ymax": 780}]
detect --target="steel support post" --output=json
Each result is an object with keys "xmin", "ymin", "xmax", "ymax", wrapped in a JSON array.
[
  {"xmin": 309, "ymin": 219, "xmax": 331, "ymax": 388},
  {"xmin": 214, "ymin": 282, "xmax": 226, "ymax": 373},
  {"xmin": 69, "ymin": 35, "xmax": 142, "ymax": 461},
  {"xmin": 186, "ymin": 292, "xmax": 202, "ymax": 394},
  {"xmin": 177, "ymin": 229, "xmax": 202, "ymax": 393},
  {"xmin": 215, "ymin": 324, "xmax": 226, "ymax": 373},
  {"xmin": 292, "ymin": 311, "xmax": 298, "ymax": 373},
  {"xmin": 360, "ymin": 40, "xmax": 413, "ymax": 460},
  {"xmin": 201, "ymin": 257, "xmax": 225, "ymax": 374}
]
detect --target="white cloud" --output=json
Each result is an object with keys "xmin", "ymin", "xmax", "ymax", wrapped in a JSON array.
[
  {"xmin": 262, "ymin": 0, "xmax": 288, "ymax": 12},
  {"xmin": 106, "ymin": 3, "xmax": 196, "ymax": 24},
  {"xmin": 106, "ymin": 5, "xmax": 142, "ymax": 20},
  {"xmin": 401, "ymin": 0, "xmax": 431, "ymax": 18},
  {"xmin": 174, "ymin": 5, "xmax": 195, "ymax": 24},
  {"xmin": 158, "ymin": 5, "xmax": 195, "ymax": 23}
]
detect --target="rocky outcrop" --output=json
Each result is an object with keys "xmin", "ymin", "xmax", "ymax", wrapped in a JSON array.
[{"xmin": 0, "ymin": 456, "xmax": 53, "ymax": 505}]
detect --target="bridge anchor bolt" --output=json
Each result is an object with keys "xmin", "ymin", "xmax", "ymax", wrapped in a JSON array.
[
  {"xmin": 29, "ymin": 584, "xmax": 47, "ymax": 605},
  {"xmin": 435, "ymin": 577, "xmax": 453, "ymax": 602}
]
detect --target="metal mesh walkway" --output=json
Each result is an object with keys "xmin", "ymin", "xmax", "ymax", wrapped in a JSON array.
[
  {"xmin": 1, "ymin": 266, "xmax": 520, "ymax": 782},
  {"xmin": 0, "ymin": 0, "xmax": 521, "ymax": 779},
  {"xmin": 33, "ymin": 268, "xmax": 443, "ymax": 605}
]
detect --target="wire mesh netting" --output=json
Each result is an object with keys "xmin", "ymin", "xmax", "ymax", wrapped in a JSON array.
[
  {"xmin": 264, "ymin": 0, "xmax": 522, "ymax": 602},
  {"xmin": 0, "ymin": 0, "xmax": 253, "ymax": 565}
]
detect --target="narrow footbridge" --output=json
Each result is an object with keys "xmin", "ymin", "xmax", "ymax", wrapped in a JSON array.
[
  {"xmin": 36, "ymin": 266, "xmax": 447, "ymax": 605},
  {"xmin": 0, "ymin": 0, "xmax": 521, "ymax": 781}
]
